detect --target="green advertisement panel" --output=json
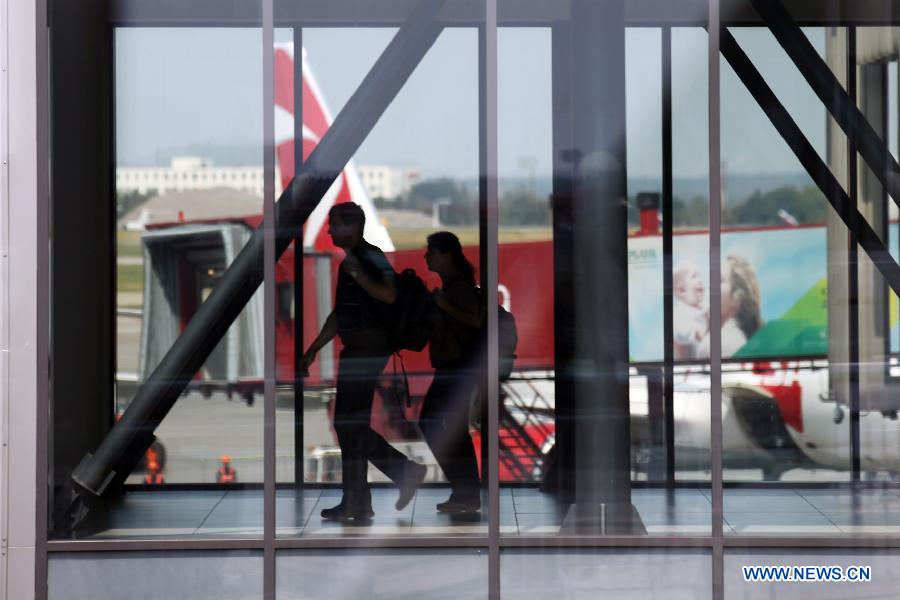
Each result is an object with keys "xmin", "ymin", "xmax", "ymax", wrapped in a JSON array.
[{"xmin": 627, "ymin": 225, "xmax": 829, "ymax": 361}]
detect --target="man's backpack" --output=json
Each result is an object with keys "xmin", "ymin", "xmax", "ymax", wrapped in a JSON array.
[{"xmin": 385, "ymin": 268, "xmax": 434, "ymax": 352}]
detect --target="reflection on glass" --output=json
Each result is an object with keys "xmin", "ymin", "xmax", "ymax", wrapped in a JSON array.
[
  {"xmin": 719, "ymin": 18, "xmax": 900, "ymax": 536},
  {"xmin": 51, "ymin": 27, "xmax": 265, "ymax": 540},
  {"xmin": 275, "ymin": 22, "xmax": 484, "ymax": 536},
  {"xmin": 494, "ymin": 21, "xmax": 713, "ymax": 536},
  {"xmin": 725, "ymin": 550, "xmax": 900, "ymax": 597},
  {"xmin": 502, "ymin": 549, "xmax": 712, "ymax": 600},
  {"xmin": 49, "ymin": 551, "xmax": 263, "ymax": 600},
  {"xmin": 718, "ymin": 24, "xmax": 845, "ymax": 535},
  {"xmin": 277, "ymin": 550, "xmax": 487, "ymax": 599},
  {"xmin": 299, "ymin": 203, "xmax": 428, "ymax": 522}
]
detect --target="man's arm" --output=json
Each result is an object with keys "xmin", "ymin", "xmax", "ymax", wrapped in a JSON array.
[
  {"xmin": 300, "ymin": 311, "xmax": 337, "ymax": 374},
  {"xmin": 342, "ymin": 251, "xmax": 398, "ymax": 304},
  {"xmin": 352, "ymin": 269, "xmax": 398, "ymax": 304}
]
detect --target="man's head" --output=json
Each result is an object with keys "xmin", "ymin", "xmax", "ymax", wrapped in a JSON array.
[{"xmin": 327, "ymin": 202, "xmax": 366, "ymax": 249}]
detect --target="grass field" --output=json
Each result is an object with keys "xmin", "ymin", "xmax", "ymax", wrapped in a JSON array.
[
  {"xmin": 117, "ymin": 230, "xmax": 144, "ymax": 257},
  {"xmin": 390, "ymin": 226, "xmax": 552, "ymax": 250},
  {"xmin": 117, "ymin": 264, "xmax": 143, "ymax": 294}
]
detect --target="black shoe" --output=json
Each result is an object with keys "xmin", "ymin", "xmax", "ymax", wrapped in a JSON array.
[
  {"xmin": 320, "ymin": 500, "xmax": 345, "ymax": 520},
  {"xmin": 321, "ymin": 500, "xmax": 375, "ymax": 521},
  {"xmin": 396, "ymin": 461, "xmax": 427, "ymax": 510},
  {"xmin": 436, "ymin": 494, "xmax": 481, "ymax": 514}
]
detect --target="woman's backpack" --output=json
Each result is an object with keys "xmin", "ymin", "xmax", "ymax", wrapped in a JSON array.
[
  {"xmin": 496, "ymin": 304, "xmax": 518, "ymax": 381},
  {"xmin": 475, "ymin": 288, "xmax": 518, "ymax": 381}
]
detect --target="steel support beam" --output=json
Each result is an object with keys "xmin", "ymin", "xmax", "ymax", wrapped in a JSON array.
[
  {"xmin": 720, "ymin": 28, "xmax": 900, "ymax": 298},
  {"xmin": 556, "ymin": 0, "xmax": 640, "ymax": 535},
  {"xmin": 751, "ymin": 0, "xmax": 900, "ymax": 213}
]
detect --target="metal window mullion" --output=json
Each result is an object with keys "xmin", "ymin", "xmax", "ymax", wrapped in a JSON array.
[
  {"xmin": 292, "ymin": 24, "xmax": 305, "ymax": 491},
  {"xmin": 262, "ymin": 0, "xmax": 276, "ymax": 595},
  {"xmin": 275, "ymin": 536, "xmax": 492, "ymax": 549},
  {"xmin": 847, "ymin": 26, "xmax": 862, "ymax": 483},
  {"xmin": 479, "ymin": 1, "xmax": 500, "ymax": 598},
  {"xmin": 708, "ymin": 4, "xmax": 724, "ymax": 600},
  {"xmin": 34, "ymin": 0, "xmax": 51, "ymax": 593},
  {"xmin": 662, "ymin": 25, "xmax": 676, "ymax": 486},
  {"xmin": 45, "ymin": 532, "xmax": 900, "ymax": 552}
]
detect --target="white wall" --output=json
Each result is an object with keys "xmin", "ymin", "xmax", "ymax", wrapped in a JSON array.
[{"xmin": 2, "ymin": 0, "xmax": 45, "ymax": 595}]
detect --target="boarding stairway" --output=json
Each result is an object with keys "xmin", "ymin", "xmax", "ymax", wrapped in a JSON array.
[{"xmin": 497, "ymin": 375, "xmax": 555, "ymax": 481}]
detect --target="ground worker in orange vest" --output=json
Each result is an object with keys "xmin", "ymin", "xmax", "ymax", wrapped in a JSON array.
[
  {"xmin": 217, "ymin": 454, "xmax": 237, "ymax": 484},
  {"xmin": 144, "ymin": 447, "xmax": 164, "ymax": 484}
]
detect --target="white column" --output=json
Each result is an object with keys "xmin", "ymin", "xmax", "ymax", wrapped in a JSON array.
[{"xmin": 2, "ymin": 0, "xmax": 44, "ymax": 596}]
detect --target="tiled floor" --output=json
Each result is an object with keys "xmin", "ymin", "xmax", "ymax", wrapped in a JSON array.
[{"xmin": 73, "ymin": 486, "xmax": 900, "ymax": 539}]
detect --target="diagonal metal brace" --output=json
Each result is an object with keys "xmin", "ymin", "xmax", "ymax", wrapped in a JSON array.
[
  {"xmin": 750, "ymin": 0, "xmax": 900, "ymax": 210},
  {"xmin": 70, "ymin": 0, "xmax": 448, "ymax": 502},
  {"xmin": 720, "ymin": 27, "xmax": 900, "ymax": 297}
]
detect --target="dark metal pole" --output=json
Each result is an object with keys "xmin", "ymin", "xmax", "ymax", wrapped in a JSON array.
[
  {"xmin": 482, "ymin": 3, "xmax": 500, "ymax": 597},
  {"xmin": 292, "ymin": 25, "xmax": 305, "ymax": 487},
  {"xmin": 750, "ymin": 0, "xmax": 900, "ymax": 212},
  {"xmin": 262, "ymin": 0, "xmax": 275, "ymax": 594},
  {"xmin": 709, "ymin": 9, "xmax": 723, "ymax": 600},
  {"xmin": 847, "ymin": 27, "xmax": 861, "ymax": 482},
  {"xmin": 560, "ymin": 0, "xmax": 638, "ymax": 535},
  {"xmin": 478, "ymin": 21, "xmax": 490, "ymax": 494},
  {"xmin": 719, "ymin": 28, "xmax": 900, "ymax": 297},
  {"xmin": 661, "ymin": 26, "xmax": 676, "ymax": 486},
  {"xmin": 70, "ymin": 0, "xmax": 448, "ymax": 502},
  {"xmin": 548, "ymin": 20, "xmax": 576, "ymax": 501}
]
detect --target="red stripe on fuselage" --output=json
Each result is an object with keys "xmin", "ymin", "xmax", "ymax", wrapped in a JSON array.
[{"xmin": 763, "ymin": 380, "xmax": 803, "ymax": 433}]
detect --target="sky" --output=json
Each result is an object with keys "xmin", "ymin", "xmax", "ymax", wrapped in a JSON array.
[{"xmin": 115, "ymin": 25, "xmax": 829, "ymax": 180}]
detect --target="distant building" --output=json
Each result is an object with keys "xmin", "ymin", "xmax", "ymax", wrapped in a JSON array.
[
  {"xmin": 119, "ymin": 188, "xmax": 263, "ymax": 230},
  {"xmin": 116, "ymin": 156, "xmax": 268, "ymax": 198},
  {"xmin": 356, "ymin": 165, "xmax": 419, "ymax": 201}
]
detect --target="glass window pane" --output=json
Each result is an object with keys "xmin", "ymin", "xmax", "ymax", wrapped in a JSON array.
[
  {"xmin": 501, "ymin": 549, "xmax": 712, "ymax": 600},
  {"xmin": 274, "ymin": 4, "xmax": 486, "ymax": 538},
  {"xmin": 725, "ymin": 550, "xmax": 899, "ymax": 598},
  {"xmin": 719, "ymin": 14, "xmax": 900, "ymax": 536},
  {"xmin": 52, "ymin": 23, "xmax": 264, "ymax": 539},
  {"xmin": 48, "ymin": 551, "xmax": 263, "ymax": 600},
  {"xmin": 495, "ymin": 7, "xmax": 711, "ymax": 536},
  {"xmin": 276, "ymin": 550, "xmax": 487, "ymax": 599}
]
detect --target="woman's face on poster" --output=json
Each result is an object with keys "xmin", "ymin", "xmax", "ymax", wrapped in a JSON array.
[{"xmin": 721, "ymin": 267, "xmax": 737, "ymax": 321}]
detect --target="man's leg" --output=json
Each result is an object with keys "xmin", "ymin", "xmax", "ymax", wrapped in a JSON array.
[
  {"xmin": 351, "ymin": 353, "xmax": 410, "ymax": 483},
  {"xmin": 329, "ymin": 350, "xmax": 376, "ymax": 516}
]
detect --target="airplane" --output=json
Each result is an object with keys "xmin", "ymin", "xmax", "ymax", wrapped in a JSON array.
[{"xmin": 122, "ymin": 43, "xmax": 900, "ymax": 485}]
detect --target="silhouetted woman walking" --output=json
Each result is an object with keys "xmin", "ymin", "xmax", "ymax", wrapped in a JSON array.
[{"xmin": 421, "ymin": 231, "xmax": 482, "ymax": 513}]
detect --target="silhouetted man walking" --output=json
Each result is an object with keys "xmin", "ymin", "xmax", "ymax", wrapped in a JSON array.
[{"xmin": 301, "ymin": 202, "xmax": 426, "ymax": 521}]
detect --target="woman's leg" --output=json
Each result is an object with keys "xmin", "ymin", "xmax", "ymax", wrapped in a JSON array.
[
  {"xmin": 441, "ymin": 378, "xmax": 480, "ymax": 501},
  {"xmin": 420, "ymin": 369, "xmax": 454, "ymax": 491},
  {"xmin": 421, "ymin": 368, "xmax": 479, "ymax": 501}
]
